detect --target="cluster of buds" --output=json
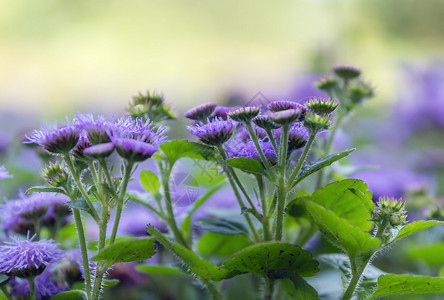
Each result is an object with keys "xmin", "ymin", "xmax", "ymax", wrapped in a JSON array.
[
  {"xmin": 127, "ymin": 91, "xmax": 176, "ymax": 123},
  {"xmin": 372, "ymin": 196, "xmax": 408, "ymax": 228},
  {"xmin": 303, "ymin": 98, "xmax": 338, "ymax": 135},
  {"xmin": 41, "ymin": 161, "xmax": 69, "ymax": 188}
]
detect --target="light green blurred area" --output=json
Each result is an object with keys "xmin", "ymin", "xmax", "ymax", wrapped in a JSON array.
[{"xmin": 1, "ymin": 0, "xmax": 443, "ymax": 118}]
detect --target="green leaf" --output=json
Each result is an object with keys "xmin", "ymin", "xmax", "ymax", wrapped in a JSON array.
[
  {"xmin": 408, "ymin": 243, "xmax": 444, "ymax": 266},
  {"xmin": 139, "ymin": 170, "xmax": 160, "ymax": 194},
  {"xmin": 222, "ymin": 242, "xmax": 319, "ymax": 278},
  {"xmin": 135, "ymin": 264, "xmax": 184, "ymax": 275},
  {"xmin": 223, "ymin": 157, "xmax": 267, "ymax": 177},
  {"xmin": 306, "ymin": 201, "xmax": 380, "ymax": 258},
  {"xmin": 197, "ymin": 218, "xmax": 248, "ymax": 235},
  {"xmin": 26, "ymin": 186, "xmax": 65, "ymax": 195},
  {"xmin": 371, "ymin": 274, "xmax": 444, "ymax": 298},
  {"xmin": 160, "ymin": 140, "xmax": 217, "ymax": 165},
  {"xmin": 51, "ymin": 290, "xmax": 87, "ymax": 300},
  {"xmin": 0, "ymin": 274, "xmax": 9, "ymax": 285},
  {"xmin": 391, "ymin": 220, "xmax": 444, "ymax": 244},
  {"xmin": 147, "ymin": 225, "xmax": 228, "ymax": 281},
  {"xmin": 308, "ymin": 179, "xmax": 374, "ymax": 230},
  {"xmin": 92, "ymin": 238, "xmax": 156, "ymax": 268},
  {"xmin": 196, "ymin": 232, "xmax": 253, "ymax": 259},
  {"xmin": 67, "ymin": 198, "xmax": 94, "ymax": 216},
  {"xmin": 281, "ymin": 275, "xmax": 319, "ymax": 300},
  {"xmin": 293, "ymin": 149, "xmax": 355, "ymax": 186}
]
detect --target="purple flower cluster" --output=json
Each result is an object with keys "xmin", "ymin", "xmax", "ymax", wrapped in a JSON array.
[
  {"xmin": 227, "ymin": 139, "xmax": 277, "ymax": 165},
  {"xmin": 187, "ymin": 118, "xmax": 236, "ymax": 146}
]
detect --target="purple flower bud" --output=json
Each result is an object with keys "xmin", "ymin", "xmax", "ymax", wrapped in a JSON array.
[
  {"xmin": 269, "ymin": 108, "xmax": 305, "ymax": 125},
  {"xmin": 187, "ymin": 118, "xmax": 235, "ymax": 146},
  {"xmin": 267, "ymin": 101, "xmax": 306, "ymax": 113},
  {"xmin": 184, "ymin": 102, "xmax": 218, "ymax": 121},
  {"xmin": 315, "ymin": 75, "xmax": 339, "ymax": 91},
  {"xmin": 252, "ymin": 115, "xmax": 281, "ymax": 130},
  {"xmin": 228, "ymin": 106, "xmax": 261, "ymax": 122},
  {"xmin": 41, "ymin": 161, "xmax": 68, "ymax": 188},
  {"xmin": 112, "ymin": 138, "xmax": 158, "ymax": 162},
  {"xmin": 332, "ymin": 64, "xmax": 361, "ymax": 79},
  {"xmin": 83, "ymin": 142, "xmax": 115, "ymax": 159},
  {"xmin": 210, "ymin": 106, "xmax": 234, "ymax": 121},
  {"xmin": 0, "ymin": 234, "xmax": 64, "ymax": 278},
  {"xmin": 304, "ymin": 97, "xmax": 339, "ymax": 115}
]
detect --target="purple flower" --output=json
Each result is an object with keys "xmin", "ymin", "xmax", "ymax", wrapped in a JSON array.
[
  {"xmin": 228, "ymin": 106, "xmax": 261, "ymax": 122},
  {"xmin": 227, "ymin": 139, "xmax": 277, "ymax": 165},
  {"xmin": 269, "ymin": 108, "xmax": 306, "ymax": 125},
  {"xmin": 83, "ymin": 142, "xmax": 115, "ymax": 159},
  {"xmin": 252, "ymin": 115, "xmax": 281, "ymax": 130},
  {"xmin": 24, "ymin": 119, "xmax": 80, "ymax": 154},
  {"xmin": 0, "ymin": 165, "xmax": 12, "ymax": 180},
  {"xmin": 72, "ymin": 133, "xmax": 93, "ymax": 161},
  {"xmin": 127, "ymin": 118, "xmax": 166, "ymax": 146},
  {"xmin": 187, "ymin": 118, "xmax": 235, "ymax": 146},
  {"xmin": 112, "ymin": 138, "xmax": 158, "ymax": 162},
  {"xmin": 274, "ymin": 124, "xmax": 309, "ymax": 151},
  {"xmin": 0, "ymin": 234, "xmax": 64, "ymax": 278},
  {"xmin": 268, "ymin": 101, "xmax": 306, "ymax": 112},
  {"xmin": 184, "ymin": 102, "xmax": 218, "ymax": 121},
  {"xmin": 236, "ymin": 125, "xmax": 268, "ymax": 143},
  {"xmin": 210, "ymin": 106, "xmax": 234, "ymax": 120}
]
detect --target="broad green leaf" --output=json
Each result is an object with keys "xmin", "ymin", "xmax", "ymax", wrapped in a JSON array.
[
  {"xmin": 292, "ymin": 149, "xmax": 355, "ymax": 186},
  {"xmin": 440, "ymin": 267, "xmax": 444, "ymax": 277},
  {"xmin": 197, "ymin": 232, "xmax": 253, "ymax": 259},
  {"xmin": 281, "ymin": 275, "xmax": 319, "ymax": 300},
  {"xmin": 51, "ymin": 290, "xmax": 87, "ymax": 300},
  {"xmin": 67, "ymin": 198, "xmax": 94, "ymax": 216},
  {"xmin": 26, "ymin": 186, "xmax": 66, "ymax": 195},
  {"xmin": 286, "ymin": 195, "xmax": 311, "ymax": 219},
  {"xmin": 391, "ymin": 220, "xmax": 444, "ymax": 244},
  {"xmin": 306, "ymin": 201, "xmax": 380, "ymax": 258},
  {"xmin": 139, "ymin": 170, "xmax": 160, "ymax": 194},
  {"xmin": 0, "ymin": 274, "xmax": 8, "ymax": 284},
  {"xmin": 92, "ymin": 238, "xmax": 156, "ymax": 267},
  {"xmin": 88, "ymin": 236, "xmax": 133, "ymax": 251},
  {"xmin": 308, "ymin": 179, "xmax": 374, "ymax": 231},
  {"xmin": 136, "ymin": 264, "xmax": 184, "ymax": 275},
  {"xmin": 160, "ymin": 140, "xmax": 217, "ymax": 165},
  {"xmin": 197, "ymin": 218, "xmax": 248, "ymax": 235},
  {"xmin": 222, "ymin": 242, "xmax": 319, "ymax": 278},
  {"xmin": 408, "ymin": 243, "xmax": 444, "ymax": 266},
  {"xmin": 223, "ymin": 157, "xmax": 267, "ymax": 177},
  {"xmin": 371, "ymin": 274, "xmax": 444, "ymax": 298},
  {"xmin": 147, "ymin": 225, "xmax": 228, "ymax": 281}
]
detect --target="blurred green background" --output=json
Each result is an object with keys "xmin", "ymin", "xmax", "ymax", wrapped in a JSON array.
[{"xmin": 1, "ymin": 0, "xmax": 444, "ymax": 118}]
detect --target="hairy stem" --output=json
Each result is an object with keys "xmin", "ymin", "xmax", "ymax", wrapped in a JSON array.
[
  {"xmin": 72, "ymin": 209, "xmax": 92, "ymax": 298},
  {"xmin": 27, "ymin": 278, "xmax": 36, "ymax": 300},
  {"xmin": 257, "ymin": 175, "xmax": 271, "ymax": 241},
  {"xmin": 287, "ymin": 133, "xmax": 316, "ymax": 188},
  {"xmin": 246, "ymin": 122, "xmax": 276, "ymax": 181}
]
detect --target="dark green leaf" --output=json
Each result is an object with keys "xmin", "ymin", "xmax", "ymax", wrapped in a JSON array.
[
  {"xmin": 147, "ymin": 225, "xmax": 228, "ymax": 281},
  {"xmin": 391, "ymin": 220, "xmax": 444, "ymax": 244},
  {"xmin": 281, "ymin": 275, "xmax": 319, "ymax": 300},
  {"xmin": 223, "ymin": 157, "xmax": 267, "ymax": 176},
  {"xmin": 139, "ymin": 170, "xmax": 160, "ymax": 194},
  {"xmin": 222, "ymin": 242, "xmax": 319, "ymax": 278},
  {"xmin": 92, "ymin": 238, "xmax": 156, "ymax": 267},
  {"xmin": 26, "ymin": 186, "xmax": 65, "ymax": 195},
  {"xmin": 286, "ymin": 195, "xmax": 311, "ymax": 219},
  {"xmin": 308, "ymin": 179, "xmax": 374, "ymax": 230},
  {"xmin": 197, "ymin": 218, "xmax": 248, "ymax": 235},
  {"xmin": 371, "ymin": 274, "xmax": 444, "ymax": 298},
  {"xmin": 292, "ymin": 149, "xmax": 355, "ymax": 186},
  {"xmin": 50, "ymin": 290, "xmax": 87, "ymax": 300},
  {"xmin": 160, "ymin": 140, "xmax": 217, "ymax": 165},
  {"xmin": 196, "ymin": 232, "xmax": 253, "ymax": 259},
  {"xmin": 136, "ymin": 264, "xmax": 184, "ymax": 275},
  {"xmin": 0, "ymin": 274, "xmax": 9, "ymax": 285},
  {"xmin": 67, "ymin": 198, "xmax": 94, "ymax": 216},
  {"xmin": 306, "ymin": 201, "xmax": 380, "ymax": 258}
]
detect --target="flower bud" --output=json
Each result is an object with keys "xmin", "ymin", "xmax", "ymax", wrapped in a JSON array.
[
  {"xmin": 372, "ymin": 197, "xmax": 408, "ymax": 228},
  {"xmin": 185, "ymin": 102, "xmax": 218, "ymax": 121},
  {"xmin": 332, "ymin": 64, "xmax": 361, "ymax": 80},
  {"xmin": 303, "ymin": 112, "xmax": 331, "ymax": 134},
  {"xmin": 252, "ymin": 115, "xmax": 281, "ymax": 130},
  {"xmin": 228, "ymin": 106, "xmax": 261, "ymax": 122},
  {"xmin": 304, "ymin": 97, "xmax": 339, "ymax": 115},
  {"xmin": 315, "ymin": 75, "xmax": 339, "ymax": 91},
  {"xmin": 41, "ymin": 161, "xmax": 68, "ymax": 188}
]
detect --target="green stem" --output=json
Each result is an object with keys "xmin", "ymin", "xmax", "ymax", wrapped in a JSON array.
[
  {"xmin": 72, "ymin": 209, "xmax": 92, "ymax": 298},
  {"xmin": 162, "ymin": 165, "xmax": 189, "ymax": 248},
  {"xmin": 202, "ymin": 279, "xmax": 223, "ymax": 300},
  {"xmin": 274, "ymin": 178, "xmax": 286, "ymax": 241},
  {"xmin": 266, "ymin": 129, "xmax": 279, "ymax": 155},
  {"xmin": 264, "ymin": 277, "xmax": 274, "ymax": 300},
  {"xmin": 287, "ymin": 133, "xmax": 316, "ymax": 189},
  {"xmin": 27, "ymin": 278, "xmax": 36, "ymax": 300},
  {"xmin": 91, "ymin": 205, "xmax": 109, "ymax": 300},
  {"xmin": 33, "ymin": 217, "xmax": 41, "ymax": 241},
  {"xmin": 64, "ymin": 154, "xmax": 99, "ymax": 222},
  {"xmin": 109, "ymin": 160, "xmax": 133, "ymax": 245},
  {"xmin": 341, "ymin": 255, "xmax": 373, "ymax": 300},
  {"xmin": 246, "ymin": 122, "xmax": 276, "ymax": 181},
  {"xmin": 279, "ymin": 125, "xmax": 289, "ymax": 176},
  {"xmin": 257, "ymin": 175, "xmax": 271, "ymax": 241},
  {"xmin": 0, "ymin": 286, "xmax": 11, "ymax": 300}
]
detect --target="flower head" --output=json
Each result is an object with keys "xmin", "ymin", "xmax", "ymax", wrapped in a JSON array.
[
  {"xmin": 228, "ymin": 106, "xmax": 261, "ymax": 122},
  {"xmin": 41, "ymin": 161, "xmax": 68, "ymax": 188},
  {"xmin": 83, "ymin": 142, "xmax": 115, "ymax": 159},
  {"xmin": 303, "ymin": 111, "xmax": 331, "ymax": 134},
  {"xmin": 210, "ymin": 106, "xmax": 234, "ymax": 120},
  {"xmin": 0, "ymin": 234, "xmax": 63, "ymax": 278},
  {"xmin": 304, "ymin": 97, "xmax": 339, "ymax": 115},
  {"xmin": 332, "ymin": 64, "xmax": 361, "ymax": 80},
  {"xmin": 315, "ymin": 75, "xmax": 339, "ymax": 91},
  {"xmin": 25, "ymin": 120, "xmax": 80, "ymax": 154},
  {"xmin": 187, "ymin": 118, "xmax": 235, "ymax": 146},
  {"xmin": 372, "ymin": 197, "xmax": 408, "ymax": 227},
  {"xmin": 268, "ymin": 101, "xmax": 306, "ymax": 112},
  {"xmin": 269, "ymin": 108, "xmax": 306, "ymax": 125},
  {"xmin": 184, "ymin": 102, "xmax": 218, "ymax": 121},
  {"xmin": 275, "ymin": 124, "xmax": 309, "ymax": 151},
  {"xmin": 252, "ymin": 115, "xmax": 281, "ymax": 130},
  {"xmin": 0, "ymin": 165, "xmax": 12, "ymax": 180},
  {"xmin": 227, "ymin": 139, "xmax": 277, "ymax": 165},
  {"xmin": 112, "ymin": 138, "xmax": 158, "ymax": 162}
]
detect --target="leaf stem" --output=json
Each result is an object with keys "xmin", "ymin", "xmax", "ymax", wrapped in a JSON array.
[{"xmin": 287, "ymin": 133, "xmax": 316, "ymax": 189}]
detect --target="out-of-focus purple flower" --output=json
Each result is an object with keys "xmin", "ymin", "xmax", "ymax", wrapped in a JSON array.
[
  {"xmin": 112, "ymin": 138, "xmax": 157, "ymax": 162},
  {"xmin": 287, "ymin": 124, "xmax": 309, "ymax": 151},
  {"xmin": 210, "ymin": 106, "xmax": 234, "ymax": 120},
  {"xmin": 227, "ymin": 139, "xmax": 277, "ymax": 165},
  {"xmin": 236, "ymin": 124, "xmax": 268, "ymax": 143},
  {"xmin": 24, "ymin": 119, "xmax": 80, "ymax": 154},
  {"xmin": 0, "ymin": 165, "xmax": 12, "ymax": 180},
  {"xmin": 268, "ymin": 101, "xmax": 306, "ymax": 113},
  {"xmin": 184, "ymin": 102, "xmax": 218, "ymax": 121},
  {"xmin": 10, "ymin": 266, "xmax": 68, "ymax": 299},
  {"xmin": 0, "ymin": 234, "xmax": 63, "ymax": 278},
  {"xmin": 187, "ymin": 118, "xmax": 235, "ymax": 146}
]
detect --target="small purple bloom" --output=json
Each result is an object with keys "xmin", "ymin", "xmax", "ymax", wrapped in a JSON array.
[
  {"xmin": 184, "ymin": 102, "xmax": 218, "ymax": 121},
  {"xmin": 210, "ymin": 106, "xmax": 234, "ymax": 120},
  {"xmin": 268, "ymin": 101, "xmax": 306, "ymax": 113},
  {"xmin": 112, "ymin": 138, "xmax": 158, "ymax": 162},
  {"xmin": 0, "ymin": 234, "xmax": 64, "ymax": 278},
  {"xmin": 83, "ymin": 142, "xmax": 115, "ymax": 159},
  {"xmin": 252, "ymin": 115, "xmax": 281, "ymax": 130},
  {"xmin": 0, "ymin": 165, "xmax": 12, "ymax": 180},
  {"xmin": 24, "ymin": 119, "xmax": 80, "ymax": 154},
  {"xmin": 227, "ymin": 139, "xmax": 277, "ymax": 165},
  {"xmin": 274, "ymin": 124, "xmax": 309, "ymax": 151},
  {"xmin": 269, "ymin": 108, "xmax": 306, "ymax": 125},
  {"xmin": 187, "ymin": 118, "xmax": 235, "ymax": 146},
  {"xmin": 228, "ymin": 106, "xmax": 261, "ymax": 122}
]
